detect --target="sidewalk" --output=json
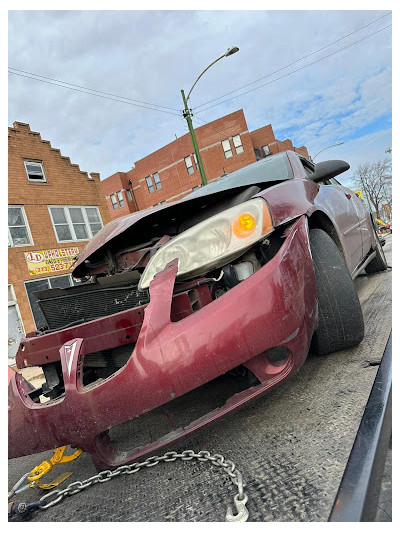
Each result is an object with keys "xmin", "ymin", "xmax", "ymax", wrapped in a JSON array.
[{"xmin": 10, "ymin": 365, "xmax": 45, "ymax": 389}]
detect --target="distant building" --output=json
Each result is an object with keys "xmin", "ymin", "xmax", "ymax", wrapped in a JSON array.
[
  {"xmin": 102, "ymin": 109, "xmax": 309, "ymax": 219},
  {"xmin": 8, "ymin": 122, "xmax": 110, "ymax": 362}
]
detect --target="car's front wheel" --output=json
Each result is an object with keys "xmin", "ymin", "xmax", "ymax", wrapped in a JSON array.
[{"xmin": 309, "ymin": 228, "xmax": 364, "ymax": 355}]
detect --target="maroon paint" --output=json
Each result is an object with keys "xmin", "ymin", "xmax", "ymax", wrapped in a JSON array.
[
  {"xmin": 15, "ymin": 288, "xmax": 211, "ymax": 368},
  {"xmin": 9, "ymin": 217, "xmax": 317, "ymax": 468}
]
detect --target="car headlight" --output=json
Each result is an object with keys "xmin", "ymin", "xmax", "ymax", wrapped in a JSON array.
[{"xmin": 138, "ymin": 198, "xmax": 274, "ymax": 290}]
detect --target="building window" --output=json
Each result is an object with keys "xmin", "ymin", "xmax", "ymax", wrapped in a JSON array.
[
  {"xmin": 25, "ymin": 274, "xmax": 87, "ymax": 329},
  {"xmin": 24, "ymin": 160, "xmax": 46, "ymax": 182},
  {"xmin": 153, "ymin": 172, "xmax": 162, "ymax": 190},
  {"xmin": 49, "ymin": 206, "xmax": 103, "ymax": 242},
  {"xmin": 222, "ymin": 139, "xmax": 233, "ymax": 159},
  {"xmin": 185, "ymin": 156, "xmax": 194, "ymax": 175},
  {"xmin": 8, "ymin": 206, "xmax": 33, "ymax": 247},
  {"xmin": 110, "ymin": 194, "xmax": 118, "ymax": 209},
  {"xmin": 126, "ymin": 189, "xmax": 133, "ymax": 202},
  {"xmin": 117, "ymin": 190, "xmax": 125, "ymax": 207},
  {"xmin": 262, "ymin": 145, "xmax": 271, "ymax": 156},
  {"xmin": 146, "ymin": 176, "xmax": 155, "ymax": 193},
  {"xmin": 193, "ymin": 153, "xmax": 199, "ymax": 170},
  {"xmin": 232, "ymin": 135, "xmax": 244, "ymax": 155}
]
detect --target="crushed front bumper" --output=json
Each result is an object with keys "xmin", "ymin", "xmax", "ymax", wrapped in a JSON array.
[{"xmin": 9, "ymin": 216, "xmax": 317, "ymax": 469}]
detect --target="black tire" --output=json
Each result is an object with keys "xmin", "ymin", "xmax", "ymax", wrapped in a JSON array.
[
  {"xmin": 309, "ymin": 229, "xmax": 364, "ymax": 355},
  {"xmin": 365, "ymin": 231, "xmax": 388, "ymax": 274}
]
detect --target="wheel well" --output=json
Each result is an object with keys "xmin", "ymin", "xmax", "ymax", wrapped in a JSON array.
[{"xmin": 307, "ymin": 211, "xmax": 344, "ymax": 256}]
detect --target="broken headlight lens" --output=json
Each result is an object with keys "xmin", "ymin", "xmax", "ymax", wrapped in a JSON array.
[{"xmin": 138, "ymin": 198, "xmax": 274, "ymax": 290}]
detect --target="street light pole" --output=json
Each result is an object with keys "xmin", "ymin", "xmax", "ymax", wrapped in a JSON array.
[
  {"xmin": 181, "ymin": 46, "xmax": 239, "ymax": 186},
  {"xmin": 311, "ymin": 141, "xmax": 344, "ymax": 162},
  {"xmin": 181, "ymin": 89, "xmax": 208, "ymax": 186}
]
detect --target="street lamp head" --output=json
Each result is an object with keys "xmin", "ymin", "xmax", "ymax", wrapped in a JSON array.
[
  {"xmin": 337, "ymin": 141, "xmax": 344, "ymax": 146},
  {"xmin": 225, "ymin": 46, "xmax": 239, "ymax": 57}
]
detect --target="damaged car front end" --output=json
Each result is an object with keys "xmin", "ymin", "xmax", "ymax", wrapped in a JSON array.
[{"xmin": 10, "ymin": 151, "xmax": 360, "ymax": 469}]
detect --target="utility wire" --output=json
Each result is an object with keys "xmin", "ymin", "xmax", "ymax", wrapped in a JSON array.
[
  {"xmin": 195, "ymin": 23, "xmax": 392, "ymax": 115},
  {"xmin": 8, "ymin": 14, "xmax": 391, "ymax": 121},
  {"xmin": 192, "ymin": 116, "xmax": 234, "ymax": 141},
  {"xmin": 194, "ymin": 11, "xmax": 391, "ymax": 111},
  {"xmin": 8, "ymin": 69, "xmax": 181, "ymax": 116}
]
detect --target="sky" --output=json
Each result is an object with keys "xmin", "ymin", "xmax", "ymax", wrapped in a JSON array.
[{"xmin": 8, "ymin": 6, "xmax": 392, "ymax": 188}]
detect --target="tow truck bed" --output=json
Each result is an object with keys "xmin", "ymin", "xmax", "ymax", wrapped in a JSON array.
[{"xmin": 8, "ymin": 241, "xmax": 392, "ymax": 522}]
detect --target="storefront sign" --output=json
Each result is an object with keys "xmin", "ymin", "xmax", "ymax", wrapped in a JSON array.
[{"xmin": 25, "ymin": 247, "xmax": 79, "ymax": 276}]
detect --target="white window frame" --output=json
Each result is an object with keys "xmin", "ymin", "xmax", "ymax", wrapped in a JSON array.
[
  {"xmin": 8, "ymin": 205, "xmax": 34, "ymax": 247},
  {"xmin": 110, "ymin": 194, "xmax": 118, "ymax": 209},
  {"xmin": 153, "ymin": 172, "xmax": 162, "ymax": 190},
  {"xmin": 24, "ymin": 160, "xmax": 46, "ymax": 183},
  {"xmin": 48, "ymin": 205, "xmax": 103, "ymax": 243},
  {"xmin": 126, "ymin": 189, "xmax": 133, "ymax": 202},
  {"xmin": 184, "ymin": 156, "xmax": 194, "ymax": 175},
  {"xmin": 222, "ymin": 139, "xmax": 233, "ymax": 159},
  {"xmin": 117, "ymin": 190, "xmax": 125, "ymax": 207},
  {"xmin": 232, "ymin": 135, "xmax": 244, "ymax": 155},
  {"xmin": 262, "ymin": 145, "xmax": 271, "ymax": 156},
  {"xmin": 145, "ymin": 176, "xmax": 155, "ymax": 193}
]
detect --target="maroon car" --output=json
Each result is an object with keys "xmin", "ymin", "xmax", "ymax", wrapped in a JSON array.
[{"xmin": 8, "ymin": 150, "xmax": 387, "ymax": 470}]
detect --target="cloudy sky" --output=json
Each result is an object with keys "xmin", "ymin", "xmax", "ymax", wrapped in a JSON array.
[{"xmin": 8, "ymin": 7, "xmax": 392, "ymax": 187}]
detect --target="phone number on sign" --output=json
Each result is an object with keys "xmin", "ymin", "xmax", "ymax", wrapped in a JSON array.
[{"xmin": 32, "ymin": 263, "xmax": 74, "ymax": 274}]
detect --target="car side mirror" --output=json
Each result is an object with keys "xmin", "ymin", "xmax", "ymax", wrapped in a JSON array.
[{"xmin": 310, "ymin": 160, "xmax": 350, "ymax": 183}]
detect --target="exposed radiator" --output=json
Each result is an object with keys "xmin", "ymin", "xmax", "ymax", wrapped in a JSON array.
[{"xmin": 35, "ymin": 282, "xmax": 150, "ymax": 331}]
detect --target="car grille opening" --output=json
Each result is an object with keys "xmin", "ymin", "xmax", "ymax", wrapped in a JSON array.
[{"xmin": 108, "ymin": 366, "xmax": 260, "ymax": 453}]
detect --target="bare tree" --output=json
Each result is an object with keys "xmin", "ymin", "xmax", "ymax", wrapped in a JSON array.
[{"xmin": 352, "ymin": 158, "xmax": 392, "ymax": 220}]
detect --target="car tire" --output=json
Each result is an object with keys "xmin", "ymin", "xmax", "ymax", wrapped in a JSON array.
[
  {"xmin": 365, "ymin": 231, "xmax": 388, "ymax": 274},
  {"xmin": 309, "ymin": 228, "xmax": 364, "ymax": 356}
]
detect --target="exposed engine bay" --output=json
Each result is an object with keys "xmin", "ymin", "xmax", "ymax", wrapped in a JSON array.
[{"xmin": 28, "ymin": 185, "xmax": 287, "ymax": 403}]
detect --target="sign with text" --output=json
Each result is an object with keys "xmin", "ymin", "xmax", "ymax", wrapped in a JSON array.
[{"xmin": 25, "ymin": 247, "xmax": 79, "ymax": 276}]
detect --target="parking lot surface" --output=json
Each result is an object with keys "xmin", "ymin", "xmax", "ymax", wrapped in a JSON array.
[{"xmin": 8, "ymin": 236, "xmax": 392, "ymax": 522}]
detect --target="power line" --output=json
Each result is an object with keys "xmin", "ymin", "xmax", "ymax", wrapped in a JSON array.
[
  {"xmin": 192, "ymin": 116, "xmax": 234, "ymax": 141},
  {"xmin": 194, "ymin": 11, "xmax": 391, "ymax": 111},
  {"xmin": 195, "ymin": 23, "xmax": 391, "ymax": 115},
  {"xmin": 8, "ymin": 69, "xmax": 181, "ymax": 116}
]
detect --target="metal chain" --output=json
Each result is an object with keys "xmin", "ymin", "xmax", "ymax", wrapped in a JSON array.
[{"xmin": 32, "ymin": 450, "xmax": 249, "ymax": 521}]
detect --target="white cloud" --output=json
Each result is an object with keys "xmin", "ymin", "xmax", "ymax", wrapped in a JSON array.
[{"xmin": 8, "ymin": 9, "xmax": 392, "ymax": 179}]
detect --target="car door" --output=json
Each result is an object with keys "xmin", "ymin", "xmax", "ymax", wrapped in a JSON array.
[
  {"xmin": 324, "ymin": 179, "xmax": 365, "ymax": 273},
  {"xmin": 297, "ymin": 157, "xmax": 364, "ymax": 275},
  {"xmin": 349, "ymin": 188, "xmax": 375, "ymax": 258}
]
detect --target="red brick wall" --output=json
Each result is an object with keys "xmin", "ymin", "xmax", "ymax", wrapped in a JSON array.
[
  {"xmin": 249, "ymin": 124, "xmax": 276, "ymax": 148},
  {"xmin": 102, "ymin": 109, "xmax": 310, "ymax": 218},
  {"xmin": 8, "ymin": 122, "xmax": 110, "ymax": 334},
  {"xmin": 103, "ymin": 110, "xmax": 258, "ymax": 213}
]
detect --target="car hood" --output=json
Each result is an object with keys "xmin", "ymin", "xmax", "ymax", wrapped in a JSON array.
[
  {"xmin": 72, "ymin": 201, "xmax": 180, "ymax": 274},
  {"xmin": 72, "ymin": 180, "xmax": 285, "ymax": 278}
]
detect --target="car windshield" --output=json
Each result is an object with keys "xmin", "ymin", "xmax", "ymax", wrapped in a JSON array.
[{"xmin": 187, "ymin": 152, "xmax": 293, "ymax": 198}]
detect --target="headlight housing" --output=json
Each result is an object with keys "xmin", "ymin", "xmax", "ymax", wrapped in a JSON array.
[{"xmin": 138, "ymin": 198, "xmax": 273, "ymax": 290}]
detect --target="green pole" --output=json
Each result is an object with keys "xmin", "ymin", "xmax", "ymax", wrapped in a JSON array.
[{"xmin": 181, "ymin": 89, "xmax": 207, "ymax": 186}]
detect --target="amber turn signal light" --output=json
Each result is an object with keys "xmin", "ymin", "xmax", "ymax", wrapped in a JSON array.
[{"xmin": 233, "ymin": 213, "xmax": 256, "ymax": 238}]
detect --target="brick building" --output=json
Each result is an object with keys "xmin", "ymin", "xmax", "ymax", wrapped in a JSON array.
[
  {"xmin": 8, "ymin": 122, "xmax": 110, "ymax": 362},
  {"xmin": 102, "ymin": 109, "xmax": 309, "ymax": 219}
]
